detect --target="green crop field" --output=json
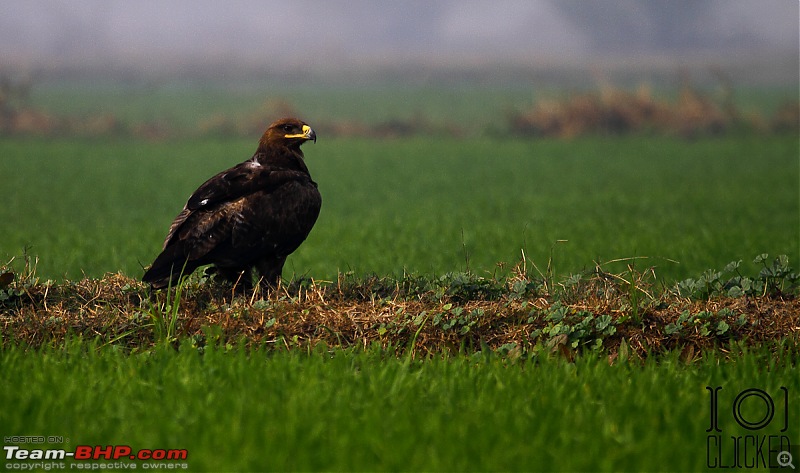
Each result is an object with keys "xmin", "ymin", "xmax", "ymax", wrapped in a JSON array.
[{"xmin": 2, "ymin": 133, "xmax": 797, "ymax": 283}]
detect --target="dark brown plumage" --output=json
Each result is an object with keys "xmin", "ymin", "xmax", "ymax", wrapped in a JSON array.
[{"xmin": 142, "ymin": 118, "xmax": 320, "ymax": 290}]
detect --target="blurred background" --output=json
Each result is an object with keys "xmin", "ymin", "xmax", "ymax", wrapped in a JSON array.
[
  {"xmin": 0, "ymin": 0, "xmax": 797, "ymax": 137},
  {"xmin": 1, "ymin": 0, "xmax": 797, "ymax": 82}
]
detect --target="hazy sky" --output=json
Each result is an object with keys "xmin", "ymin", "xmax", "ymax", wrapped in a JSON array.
[{"xmin": 1, "ymin": 0, "xmax": 797, "ymax": 72}]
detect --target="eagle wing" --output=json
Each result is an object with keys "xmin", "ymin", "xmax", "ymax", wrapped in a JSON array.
[{"xmin": 162, "ymin": 158, "xmax": 311, "ymax": 252}]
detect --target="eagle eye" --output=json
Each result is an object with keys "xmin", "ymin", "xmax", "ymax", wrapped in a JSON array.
[{"xmin": 282, "ymin": 124, "xmax": 294, "ymax": 133}]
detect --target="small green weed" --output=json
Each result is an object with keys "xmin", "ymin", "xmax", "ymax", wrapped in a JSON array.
[
  {"xmin": 676, "ymin": 254, "xmax": 799, "ymax": 299},
  {"xmin": 142, "ymin": 272, "xmax": 187, "ymax": 346},
  {"xmin": 664, "ymin": 309, "xmax": 738, "ymax": 338},
  {"xmin": 527, "ymin": 302, "xmax": 619, "ymax": 354},
  {"xmin": 0, "ymin": 251, "xmax": 48, "ymax": 309}
]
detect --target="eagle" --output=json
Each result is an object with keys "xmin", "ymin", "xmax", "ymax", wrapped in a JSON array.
[{"xmin": 142, "ymin": 117, "xmax": 321, "ymax": 290}]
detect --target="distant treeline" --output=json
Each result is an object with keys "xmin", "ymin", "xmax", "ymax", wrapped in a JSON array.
[{"xmin": 1, "ymin": 73, "xmax": 797, "ymax": 139}]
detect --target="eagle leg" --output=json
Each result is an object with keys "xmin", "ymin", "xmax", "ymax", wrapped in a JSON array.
[
  {"xmin": 256, "ymin": 256, "xmax": 286, "ymax": 290},
  {"xmin": 209, "ymin": 266, "xmax": 253, "ymax": 292}
]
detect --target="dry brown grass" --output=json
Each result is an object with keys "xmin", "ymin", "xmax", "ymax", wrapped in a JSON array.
[
  {"xmin": 506, "ymin": 82, "xmax": 798, "ymax": 139},
  {"xmin": 2, "ymin": 266, "xmax": 797, "ymax": 362}
]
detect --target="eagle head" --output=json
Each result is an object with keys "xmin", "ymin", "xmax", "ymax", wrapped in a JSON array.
[{"xmin": 259, "ymin": 118, "xmax": 316, "ymax": 151}]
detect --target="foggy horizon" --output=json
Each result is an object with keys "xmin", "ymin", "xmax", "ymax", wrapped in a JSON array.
[{"xmin": 1, "ymin": 0, "xmax": 797, "ymax": 85}]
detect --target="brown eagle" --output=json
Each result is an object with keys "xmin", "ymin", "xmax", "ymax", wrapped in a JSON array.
[{"xmin": 142, "ymin": 117, "xmax": 320, "ymax": 290}]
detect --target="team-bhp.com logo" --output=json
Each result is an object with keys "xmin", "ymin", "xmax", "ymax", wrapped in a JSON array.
[
  {"xmin": 4, "ymin": 444, "xmax": 188, "ymax": 470},
  {"xmin": 706, "ymin": 386, "xmax": 795, "ymax": 470}
]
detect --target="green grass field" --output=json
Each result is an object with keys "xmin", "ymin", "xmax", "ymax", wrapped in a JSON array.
[
  {"xmin": 1, "ymin": 342, "xmax": 797, "ymax": 471},
  {"xmin": 2, "ymin": 133, "xmax": 797, "ymax": 283}
]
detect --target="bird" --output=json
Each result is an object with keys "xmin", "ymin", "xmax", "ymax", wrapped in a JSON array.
[{"xmin": 142, "ymin": 117, "xmax": 321, "ymax": 291}]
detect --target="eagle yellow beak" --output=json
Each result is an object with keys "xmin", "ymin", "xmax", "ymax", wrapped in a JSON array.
[{"xmin": 285, "ymin": 124, "xmax": 316, "ymax": 143}]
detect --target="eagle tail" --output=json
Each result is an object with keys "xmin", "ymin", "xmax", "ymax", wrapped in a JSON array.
[{"xmin": 142, "ymin": 245, "xmax": 198, "ymax": 289}]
